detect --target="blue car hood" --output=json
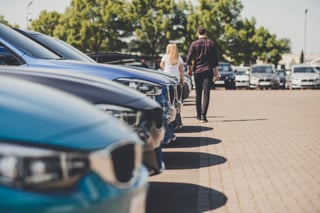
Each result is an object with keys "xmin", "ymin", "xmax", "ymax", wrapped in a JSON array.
[
  {"xmin": 0, "ymin": 77, "xmax": 139, "ymax": 151},
  {"xmin": 23, "ymin": 59, "xmax": 171, "ymax": 85}
]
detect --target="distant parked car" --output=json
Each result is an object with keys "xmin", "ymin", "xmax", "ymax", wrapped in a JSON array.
[
  {"xmin": 0, "ymin": 66, "xmax": 165, "ymax": 175},
  {"xmin": 216, "ymin": 62, "xmax": 236, "ymax": 89},
  {"xmin": 233, "ymin": 66, "xmax": 250, "ymax": 89},
  {"xmin": 285, "ymin": 64, "xmax": 320, "ymax": 89},
  {"xmin": 249, "ymin": 64, "xmax": 280, "ymax": 89},
  {"xmin": 0, "ymin": 76, "xmax": 148, "ymax": 213}
]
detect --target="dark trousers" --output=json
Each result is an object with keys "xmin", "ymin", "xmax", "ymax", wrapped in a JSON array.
[{"xmin": 194, "ymin": 71, "xmax": 213, "ymax": 117}]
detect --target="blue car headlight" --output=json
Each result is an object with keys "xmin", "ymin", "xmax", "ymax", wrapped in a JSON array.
[
  {"xmin": 115, "ymin": 78, "xmax": 162, "ymax": 96},
  {"xmin": 0, "ymin": 141, "xmax": 142, "ymax": 190},
  {"xmin": 0, "ymin": 143, "xmax": 89, "ymax": 190},
  {"xmin": 95, "ymin": 104, "xmax": 143, "ymax": 127}
]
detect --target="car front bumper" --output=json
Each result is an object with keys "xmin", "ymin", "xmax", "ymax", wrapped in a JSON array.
[{"xmin": 0, "ymin": 167, "xmax": 149, "ymax": 213}]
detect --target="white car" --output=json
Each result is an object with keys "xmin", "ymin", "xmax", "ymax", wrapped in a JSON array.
[
  {"xmin": 233, "ymin": 66, "xmax": 250, "ymax": 89},
  {"xmin": 286, "ymin": 64, "xmax": 320, "ymax": 89}
]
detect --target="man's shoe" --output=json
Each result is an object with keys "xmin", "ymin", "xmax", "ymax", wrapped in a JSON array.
[
  {"xmin": 200, "ymin": 115, "xmax": 208, "ymax": 123},
  {"xmin": 196, "ymin": 116, "xmax": 201, "ymax": 121}
]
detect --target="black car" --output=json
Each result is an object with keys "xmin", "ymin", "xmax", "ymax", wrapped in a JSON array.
[
  {"xmin": 88, "ymin": 52, "xmax": 150, "ymax": 68},
  {"xmin": 215, "ymin": 62, "xmax": 236, "ymax": 89},
  {"xmin": 0, "ymin": 66, "xmax": 165, "ymax": 175}
]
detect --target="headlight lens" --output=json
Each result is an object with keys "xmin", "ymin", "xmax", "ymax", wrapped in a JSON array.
[
  {"xmin": 95, "ymin": 104, "xmax": 142, "ymax": 127},
  {"xmin": 0, "ymin": 143, "xmax": 89, "ymax": 190},
  {"xmin": 115, "ymin": 78, "xmax": 162, "ymax": 96},
  {"xmin": 0, "ymin": 141, "xmax": 142, "ymax": 190}
]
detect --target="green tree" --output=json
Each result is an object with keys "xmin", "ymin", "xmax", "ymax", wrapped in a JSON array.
[
  {"xmin": 251, "ymin": 26, "xmax": 290, "ymax": 66},
  {"xmin": 300, "ymin": 50, "xmax": 304, "ymax": 63},
  {"xmin": 224, "ymin": 18, "xmax": 257, "ymax": 65},
  {"xmin": 0, "ymin": 15, "xmax": 19, "ymax": 28},
  {"xmin": 54, "ymin": 0, "xmax": 133, "ymax": 53},
  {"xmin": 193, "ymin": 0, "xmax": 243, "ymax": 60},
  {"xmin": 129, "ymin": 0, "xmax": 187, "ymax": 58},
  {"xmin": 31, "ymin": 11, "xmax": 61, "ymax": 36}
]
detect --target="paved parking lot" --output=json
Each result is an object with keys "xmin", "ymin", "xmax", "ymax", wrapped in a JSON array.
[{"xmin": 147, "ymin": 89, "xmax": 320, "ymax": 213}]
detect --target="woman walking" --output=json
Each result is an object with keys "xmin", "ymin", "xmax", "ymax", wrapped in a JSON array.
[{"xmin": 160, "ymin": 43, "xmax": 185, "ymax": 144}]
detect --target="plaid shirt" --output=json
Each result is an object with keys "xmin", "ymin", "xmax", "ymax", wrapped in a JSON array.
[{"xmin": 186, "ymin": 37, "xmax": 219, "ymax": 74}]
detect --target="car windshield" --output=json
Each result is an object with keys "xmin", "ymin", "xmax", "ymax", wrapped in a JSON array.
[
  {"xmin": 252, "ymin": 66, "xmax": 273, "ymax": 74},
  {"xmin": 293, "ymin": 67, "xmax": 315, "ymax": 73},
  {"xmin": 29, "ymin": 32, "xmax": 96, "ymax": 63},
  {"xmin": 235, "ymin": 71, "xmax": 246, "ymax": 75},
  {"xmin": 219, "ymin": 63, "xmax": 232, "ymax": 72},
  {"xmin": 0, "ymin": 24, "xmax": 61, "ymax": 60},
  {"xmin": 277, "ymin": 71, "xmax": 285, "ymax": 77}
]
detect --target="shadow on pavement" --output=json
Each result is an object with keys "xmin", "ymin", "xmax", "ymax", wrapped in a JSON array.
[
  {"xmin": 216, "ymin": 118, "xmax": 268, "ymax": 122},
  {"xmin": 163, "ymin": 152, "xmax": 227, "ymax": 170},
  {"xmin": 182, "ymin": 102, "xmax": 195, "ymax": 106},
  {"xmin": 147, "ymin": 182, "xmax": 227, "ymax": 213},
  {"xmin": 163, "ymin": 136, "xmax": 221, "ymax": 148},
  {"xmin": 176, "ymin": 125, "xmax": 212, "ymax": 133}
]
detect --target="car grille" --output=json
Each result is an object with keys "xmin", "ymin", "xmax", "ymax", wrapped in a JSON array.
[
  {"xmin": 90, "ymin": 141, "xmax": 142, "ymax": 188},
  {"xmin": 133, "ymin": 108, "xmax": 163, "ymax": 144},
  {"xmin": 144, "ymin": 108, "xmax": 163, "ymax": 129},
  {"xmin": 167, "ymin": 84, "xmax": 175, "ymax": 105},
  {"xmin": 176, "ymin": 84, "xmax": 182, "ymax": 101},
  {"xmin": 302, "ymin": 79, "xmax": 314, "ymax": 82},
  {"xmin": 259, "ymin": 79, "xmax": 271, "ymax": 82},
  {"xmin": 111, "ymin": 143, "xmax": 135, "ymax": 183}
]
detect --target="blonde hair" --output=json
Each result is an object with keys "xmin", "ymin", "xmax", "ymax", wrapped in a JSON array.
[{"xmin": 166, "ymin": 43, "xmax": 179, "ymax": 65}]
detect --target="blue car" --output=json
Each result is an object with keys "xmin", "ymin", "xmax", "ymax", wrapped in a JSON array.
[
  {"xmin": 0, "ymin": 23, "xmax": 176, "ymax": 145},
  {"xmin": 0, "ymin": 76, "xmax": 148, "ymax": 213}
]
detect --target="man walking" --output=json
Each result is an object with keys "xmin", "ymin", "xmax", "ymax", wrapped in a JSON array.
[{"xmin": 186, "ymin": 26, "xmax": 219, "ymax": 123}]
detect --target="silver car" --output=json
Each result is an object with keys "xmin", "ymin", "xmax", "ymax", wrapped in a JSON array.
[{"xmin": 249, "ymin": 64, "xmax": 280, "ymax": 89}]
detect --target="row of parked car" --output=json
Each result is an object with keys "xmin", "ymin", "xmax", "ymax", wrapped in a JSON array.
[
  {"xmin": 0, "ymin": 23, "xmax": 190, "ymax": 213},
  {"xmin": 215, "ymin": 62, "xmax": 320, "ymax": 90}
]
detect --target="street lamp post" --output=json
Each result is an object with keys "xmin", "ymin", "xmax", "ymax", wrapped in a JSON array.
[
  {"xmin": 26, "ymin": 1, "xmax": 33, "ymax": 28},
  {"xmin": 304, "ymin": 9, "xmax": 308, "ymax": 63}
]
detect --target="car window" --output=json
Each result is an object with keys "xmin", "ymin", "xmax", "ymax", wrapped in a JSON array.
[
  {"xmin": 0, "ymin": 43, "xmax": 24, "ymax": 65},
  {"xmin": 235, "ymin": 71, "xmax": 246, "ymax": 75},
  {"xmin": 252, "ymin": 66, "xmax": 273, "ymax": 73},
  {"xmin": 219, "ymin": 63, "xmax": 232, "ymax": 72},
  {"xmin": 30, "ymin": 33, "xmax": 96, "ymax": 63},
  {"xmin": 293, "ymin": 67, "xmax": 315, "ymax": 73},
  {"xmin": 0, "ymin": 25, "xmax": 61, "ymax": 60}
]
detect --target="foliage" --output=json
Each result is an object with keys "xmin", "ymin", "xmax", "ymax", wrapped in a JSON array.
[
  {"xmin": 54, "ymin": 0, "xmax": 133, "ymax": 53},
  {"xmin": 31, "ymin": 11, "xmax": 61, "ymax": 36},
  {"xmin": 300, "ymin": 50, "xmax": 304, "ymax": 63},
  {"xmin": 0, "ymin": 15, "xmax": 19, "ymax": 28},
  {"xmin": 6, "ymin": 0, "xmax": 291, "ymax": 65},
  {"xmin": 128, "ymin": 0, "xmax": 188, "ymax": 58}
]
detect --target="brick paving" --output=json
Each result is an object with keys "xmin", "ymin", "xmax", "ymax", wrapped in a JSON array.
[{"xmin": 147, "ymin": 89, "xmax": 320, "ymax": 213}]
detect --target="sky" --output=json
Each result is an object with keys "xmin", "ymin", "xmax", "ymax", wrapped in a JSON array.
[{"xmin": 1, "ymin": 0, "xmax": 319, "ymax": 55}]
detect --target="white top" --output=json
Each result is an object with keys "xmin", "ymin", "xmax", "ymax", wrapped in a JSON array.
[{"xmin": 161, "ymin": 54, "xmax": 184, "ymax": 81}]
